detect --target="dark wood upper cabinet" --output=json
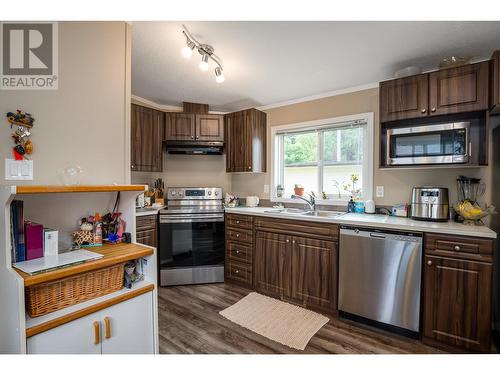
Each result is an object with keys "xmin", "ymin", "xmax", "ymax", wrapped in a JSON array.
[
  {"xmin": 380, "ymin": 74, "xmax": 429, "ymax": 123},
  {"xmin": 225, "ymin": 108, "xmax": 267, "ymax": 173},
  {"xmin": 429, "ymin": 61, "xmax": 489, "ymax": 116},
  {"xmin": 290, "ymin": 236, "xmax": 337, "ymax": 311},
  {"xmin": 164, "ymin": 113, "xmax": 196, "ymax": 141},
  {"xmin": 195, "ymin": 114, "xmax": 224, "ymax": 142},
  {"xmin": 423, "ymin": 255, "xmax": 492, "ymax": 352},
  {"xmin": 380, "ymin": 62, "xmax": 489, "ymax": 123},
  {"xmin": 183, "ymin": 101, "xmax": 209, "ymax": 114},
  {"xmin": 131, "ymin": 104, "xmax": 164, "ymax": 172},
  {"xmin": 490, "ymin": 50, "xmax": 500, "ymax": 114}
]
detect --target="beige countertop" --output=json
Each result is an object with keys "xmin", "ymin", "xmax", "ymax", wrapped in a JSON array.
[{"xmin": 225, "ymin": 207, "xmax": 497, "ymax": 239}]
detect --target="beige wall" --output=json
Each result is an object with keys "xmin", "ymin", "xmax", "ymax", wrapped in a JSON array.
[
  {"xmin": 131, "ymin": 152, "xmax": 232, "ymax": 193},
  {"xmin": 0, "ymin": 22, "xmax": 130, "ymax": 185},
  {"xmin": 231, "ymin": 88, "xmax": 491, "ymax": 206}
]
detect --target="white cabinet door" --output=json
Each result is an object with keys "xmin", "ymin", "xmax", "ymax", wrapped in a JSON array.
[
  {"xmin": 100, "ymin": 291, "xmax": 154, "ymax": 354},
  {"xmin": 27, "ymin": 311, "xmax": 102, "ymax": 354}
]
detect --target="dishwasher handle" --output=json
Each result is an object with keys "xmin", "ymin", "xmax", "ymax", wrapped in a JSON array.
[{"xmin": 369, "ymin": 232, "xmax": 386, "ymax": 239}]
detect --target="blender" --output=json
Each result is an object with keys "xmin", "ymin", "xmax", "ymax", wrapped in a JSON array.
[{"xmin": 456, "ymin": 176, "xmax": 486, "ymax": 204}]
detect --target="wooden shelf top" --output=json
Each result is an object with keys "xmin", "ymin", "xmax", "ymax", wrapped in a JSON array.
[
  {"xmin": 15, "ymin": 185, "xmax": 146, "ymax": 195},
  {"xmin": 15, "ymin": 243, "xmax": 154, "ymax": 287}
]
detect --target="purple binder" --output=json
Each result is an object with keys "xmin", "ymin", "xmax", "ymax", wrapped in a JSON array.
[{"xmin": 24, "ymin": 221, "xmax": 44, "ymax": 260}]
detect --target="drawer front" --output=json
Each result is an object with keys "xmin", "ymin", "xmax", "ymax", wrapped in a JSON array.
[
  {"xmin": 226, "ymin": 241, "xmax": 253, "ymax": 264},
  {"xmin": 136, "ymin": 215, "xmax": 157, "ymax": 231},
  {"xmin": 226, "ymin": 261, "xmax": 252, "ymax": 286},
  {"xmin": 254, "ymin": 217, "xmax": 338, "ymax": 240},
  {"xmin": 226, "ymin": 228, "xmax": 253, "ymax": 244},
  {"xmin": 226, "ymin": 214, "xmax": 253, "ymax": 230},
  {"xmin": 425, "ymin": 234, "xmax": 493, "ymax": 261}
]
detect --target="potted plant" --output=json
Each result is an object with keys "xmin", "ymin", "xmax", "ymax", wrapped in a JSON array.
[{"xmin": 293, "ymin": 184, "xmax": 304, "ymax": 196}]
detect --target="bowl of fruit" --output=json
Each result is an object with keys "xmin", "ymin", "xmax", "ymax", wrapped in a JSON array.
[{"xmin": 453, "ymin": 201, "xmax": 496, "ymax": 225}]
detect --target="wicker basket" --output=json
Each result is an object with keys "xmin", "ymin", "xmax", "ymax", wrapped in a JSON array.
[{"xmin": 25, "ymin": 263, "xmax": 125, "ymax": 317}]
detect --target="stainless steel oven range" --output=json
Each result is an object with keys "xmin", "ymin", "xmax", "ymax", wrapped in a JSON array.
[{"xmin": 159, "ymin": 187, "xmax": 224, "ymax": 286}]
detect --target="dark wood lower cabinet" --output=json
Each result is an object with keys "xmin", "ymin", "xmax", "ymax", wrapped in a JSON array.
[
  {"xmin": 290, "ymin": 236, "xmax": 337, "ymax": 311},
  {"xmin": 136, "ymin": 215, "xmax": 157, "ymax": 249},
  {"xmin": 254, "ymin": 231, "xmax": 289, "ymax": 299},
  {"xmin": 253, "ymin": 228, "xmax": 337, "ymax": 313},
  {"xmin": 423, "ymin": 255, "xmax": 492, "ymax": 352}
]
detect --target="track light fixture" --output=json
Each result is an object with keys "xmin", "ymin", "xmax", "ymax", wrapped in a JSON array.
[{"xmin": 181, "ymin": 25, "xmax": 225, "ymax": 83}]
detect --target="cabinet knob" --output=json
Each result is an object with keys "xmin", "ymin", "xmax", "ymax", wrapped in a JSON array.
[
  {"xmin": 236, "ymin": 220, "xmax": 240, "ymax": 224},
  {"xmin": 454, "ymin": 245, "xmax": 460, "ymax": 251},
  {"xmin": 286, "ymin": 239, "xmax": 290, "ymax": 243},
  {"xmin": 292, "ymin": 240, "xmax": 296, "ymax": 244},
  {"xmin": 235, "ymin": 250, "xmax": 240, "ymax": 254},
  {"xmin": 131, "ymin": 164, "xmax": 135, "ymax": 169},
  {"xmin": 248, "ymin": 166, "xmax": 252, "ymax": 170},
  {"xmin": 236, "ymin": 233, "xmax": 240, "ymax": 238},
  {"xmin": 235, "ymin": 270, "xmax": 239, "ymax": 274},
  {"xmin": 427, "ymin": 260, "xmax": 433, "ymax": 266},
  {"xmin": 191, "ymin": 136, "xmax": 194, "ymax": 139},
  {"xmin": 431, "ymin": 107, "xmax": 436, "ymax": 112},
  {"xmin": 421, "ymin": 108, "xmax": 427, "ymax": 114}
]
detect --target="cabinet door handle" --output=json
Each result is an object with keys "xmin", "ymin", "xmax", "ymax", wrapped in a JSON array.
[
  {"xmin": 431, "ymin": 107, "xmax": 436, "ymax": 112},
  {"xmin": 454, "ymin": 245, "xmax": 460, "ymax": 251},
  {"xmin": 421, "ymin": 108, "xmax": 427, "ymax": 114},
  {"xmin": 131, "ymin": 164, "xmax": 135, "ymax": 169},
  {"xmin": 248, "ymin": 166, "xmax": 252, "ymax": 170},
  {"xmin": 235, "ymin": 233, "xmax": 240, "ymax": 238},
  {"xmin": 236, "ymin": 220, "xmax": 240, "ymax": 224},
  {"xmin": 196, "ymin": 136, "xmax": 199, "ymax": 139},
  {"xmin": 93, "ymin": 321, "xmax": 100, "ymax": 345},
  {"xmin": 235, "ymin": 269, "xmax": 239, "ymax": 274},
  {"xmin": 292, "ymin": 240, "xmax": 296, "ymax": 244},
  {"xmin": 235, "ymin": 250, "xmax": 240, "ymax": 254},
  {"xmin": 427, "ymin": 260, "xmax": 433, "ymax": 266},
  {"xmin": 286, "ymin": 239, "xmax": 290, "ymax": 243},
  {"xmin": 104, "ymin": 317, "xmax": 111, "ymax": 339},
  {"xmin": 191, "ymin": 136, "xmax": 194, "ymax": 139}
]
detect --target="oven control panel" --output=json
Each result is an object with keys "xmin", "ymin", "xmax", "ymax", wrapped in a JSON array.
[{"xmin": 167, "ymin": 187, "xmax": 223, "ymax": 200}]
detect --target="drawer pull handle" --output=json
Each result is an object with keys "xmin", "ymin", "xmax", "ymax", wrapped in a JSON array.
[
  {"xmin": 104, "ymin": 317, "xmax": 111, "ymax": 339},
  {"xmin": 235, "ymin": 250, "xmax": 240, "ymax": 254},
  {"xmin": 427, "ymin": 260, "xmax": 433, "ymax": 266},
  {"xmin": 454, "ymin": 245, "xmax": 460, "ymax": 251},
  {"xmin": 236, "ymin": 234, "xmax": 240, "ymax": 238},
  {"xmin": 93, "ymin": 321, "xmax": 100, "ymax": 345},
  {"xmin": 236, "ymin": 220, "xmax": 240, "ymax": 224},
  {"xmin": 235, "ymin": 270, "xmax": 239, "ymax": 274}
]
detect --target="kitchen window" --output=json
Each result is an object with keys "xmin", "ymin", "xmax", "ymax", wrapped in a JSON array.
[{"xmin": 271, "ymin": 113, "xmax": 374, "ymax": 204}]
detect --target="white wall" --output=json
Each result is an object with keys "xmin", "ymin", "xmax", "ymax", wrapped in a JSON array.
[{"xmin": 0, "ymin": 22, "xmax": 130, "ymax": 185}]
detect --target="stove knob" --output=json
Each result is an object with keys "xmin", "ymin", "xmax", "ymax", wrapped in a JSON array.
[
  {"xmin": 171, "ymin": 191, "xmax": 176, "ymax": 196},
  {"xmin": 178, "ymin": 191, "xmax": 183, "ymax": 196},
  {"xmin": 215, "ymin": 191, "xmax": 219, "ymax": 196},
  {"xmin": 208, "ymin": 191, "xmax": 212, "ymax": 196}
]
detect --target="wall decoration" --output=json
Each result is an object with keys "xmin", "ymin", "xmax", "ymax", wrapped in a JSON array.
[{"xmin": 6, "ymin": 110, "xmax": 35, "ymax": 160}]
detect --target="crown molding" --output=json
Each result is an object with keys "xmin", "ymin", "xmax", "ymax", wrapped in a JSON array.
[
  {"xmin": 131, "ymin": 95, "xmax": 227, "ymax": 114},
  {"xmin": 256, "ymin": 82, "xmax": 380, "ymax": 111}
]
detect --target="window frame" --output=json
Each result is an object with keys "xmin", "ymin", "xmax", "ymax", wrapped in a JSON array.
[{"xmin": 270, "ymin": 112, "xmax": 374, "ymax": 206}]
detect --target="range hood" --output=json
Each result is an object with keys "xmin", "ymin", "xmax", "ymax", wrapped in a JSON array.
[{"xmin": 164, "ymin": 141, "xmax": 224, "ymax": 155}]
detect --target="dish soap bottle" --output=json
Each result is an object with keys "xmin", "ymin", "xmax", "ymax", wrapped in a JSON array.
[{"xmin": 347, "ymin": 197, "xmax": 356, "ymax": 213}]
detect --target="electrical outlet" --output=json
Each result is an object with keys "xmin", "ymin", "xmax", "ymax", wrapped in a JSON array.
[
  {"xmin": 263, "ymin": 184, "xmax": 269, "ymax": 194},
  {"xmin": 376, "ymin": 186, "xmax": 384, "ymax": 198}
]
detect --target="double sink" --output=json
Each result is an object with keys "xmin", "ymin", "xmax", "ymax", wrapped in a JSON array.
[{"xmin": 263, "ymin": 207, "xmax": 346, "ymax": 218}]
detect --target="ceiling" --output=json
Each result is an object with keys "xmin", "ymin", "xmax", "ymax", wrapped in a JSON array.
[{"xmin": 132, "ymin": 21, "xmax": 500, "ymax": 112}]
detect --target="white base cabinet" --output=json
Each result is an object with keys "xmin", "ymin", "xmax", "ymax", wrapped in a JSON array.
[{"xmin": 27, "ymin": 291, "xmax": 154, "ymax": 354}]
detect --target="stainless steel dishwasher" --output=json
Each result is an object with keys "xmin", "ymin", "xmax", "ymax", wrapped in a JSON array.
[{"xmin": 338, "ymin": 225, "xmax": 422, "ymax": 334}]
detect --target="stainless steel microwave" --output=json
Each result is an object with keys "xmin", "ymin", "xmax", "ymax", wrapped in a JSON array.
[{"xmin": 386, "ymin": 122, "xmax": 470, "ymax": 166}]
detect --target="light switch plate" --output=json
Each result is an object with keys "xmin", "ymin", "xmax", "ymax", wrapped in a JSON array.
[
  {"xmin": 5, "ymin": 159, "xmax": 33, "ymax": 180},
  {"xmin": 376, "ymin": 185, "xmax": 384, "ymax": 198},
  {"xmin": 263, "ymin": 184, "xmax": 269, "ymax": 194}
]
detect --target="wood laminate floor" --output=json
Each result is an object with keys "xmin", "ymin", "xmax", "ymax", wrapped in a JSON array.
[{"xmin": 158, "ymin": 283, "xmax": 444, "ymax": 354}]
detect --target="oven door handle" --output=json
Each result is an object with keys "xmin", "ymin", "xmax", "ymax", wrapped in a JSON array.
[{"xmin": 160, "ymin": 215, "xmax": 224, "ymax": 224}]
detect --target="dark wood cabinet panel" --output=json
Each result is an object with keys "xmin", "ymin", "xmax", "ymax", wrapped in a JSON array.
[
  {"xmin": 226, "ymin": 240, "xmax": 253, "ymax": 264},
  {"xmin": 195, "ymin": 114, "xmax": 224, "ymax": 142},
  {"xmin": 225, "ymin": 108, "xmax": 266, "ymax": 173},
  {"xmin": 380, "ymin": 74, "xmax": 429, "ymax": 123},
  {"xmin": 254, "ymin": 217, "xmax": 338, "ymax": 241},
  {"xmin": 164, "ymin": 113, "xmax": 196, "ymax": 141},
  {"xmin": 423, "ymin": 255, "xmax": 492, "ymax": 352},
  {"xmin": 429, "ymin": 62, "xmax": 489, "ymax": 116},
  {"xmin": 131, "ymin": 104, "xmax": 164, "ymax": 172},
  {"xmin": 425, "ymin": 233, "xmax": 493, "ymax": 262},
  {"xmin": 226, "ymin": 214, "xmax": 253, "ymax": 230},
  {"xmin": 290, "ymin": 236, "xmax": 337, "ymax": 311},
  {"xmin": 136, "ymin": 215, "xmax": 157, "ymax": 249},
  {"xmin": 490, "ymin": 50, "xmax": 500, "ymax": 114},
  {"xmin": 183, "ymin": 102, "xmax": 209, "ymax": 114},
  {"xmin": 254, "ymin": 230, "xmax": 289, "ymax": 299},
  {"xmin": 226, "ymin": 260, "xmax": 253, "ymax": 286}
]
